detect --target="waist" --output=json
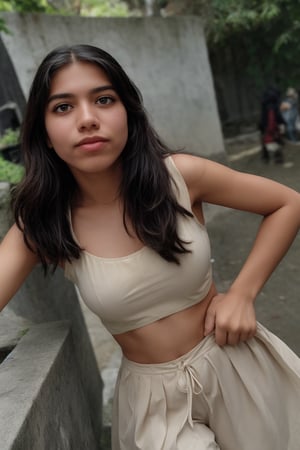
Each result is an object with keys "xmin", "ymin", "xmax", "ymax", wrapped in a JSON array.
[
  {"xmin": 114, "ymin": 283, "xmax": 217, "ymax": 364},
  {"xmin": 121, "ymin": 332, "xmax": 216, "ymax": 373}
]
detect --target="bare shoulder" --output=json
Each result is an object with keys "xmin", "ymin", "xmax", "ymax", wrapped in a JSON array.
[
  {"xmin": 170, "ymin": 152, "xmax": 226, "ymax": 182},
  {"xmin": 1, "ymin": 223, "xmax": 38, "ymax": 264},
  {"xmin": 171, "ymin": 152, "xmax": 206, "ymax": 176},
  {"xmin": 170, "ymin": 152, "xmax": 223, "ymax": 204},
  {"xmin": 0, "ymin": 224, "xmax": 39, "ymax": 311},
  {"xmin": 170, "ymin": 153, "xmax": 206, "ymax": 191}
]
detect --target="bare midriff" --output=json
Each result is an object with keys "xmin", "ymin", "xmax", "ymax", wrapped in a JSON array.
[{"xmin": 113, "ymin": 283, "xmax": 217, "ymax": 364}]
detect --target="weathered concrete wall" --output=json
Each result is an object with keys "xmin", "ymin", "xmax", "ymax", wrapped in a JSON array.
[
  {"xmin": 0, "ymin": 322, "xmax": 99, "ymax": 450},
  {"xmin": 1, "ymin": 12, "xmax": 225, "ymax": 160},
  {"xmin": 0, "ymin": 183, "xmax": 104, "ymax": 448},
  {"xmin": 5, "ymin": 267, "xmax": 104, "ymax": 446}
]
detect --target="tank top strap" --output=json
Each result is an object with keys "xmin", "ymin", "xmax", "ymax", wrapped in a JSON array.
[{"xmin": 165, "ymin": 155, "xmax": 193, "ymax": 213}]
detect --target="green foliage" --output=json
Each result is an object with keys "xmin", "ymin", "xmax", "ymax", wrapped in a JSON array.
[
  {"xmin": 197, "ymin": 0, "xmax": 300, "ymax": 65},
  {"xmin": 81, "ymin": 0, "xmax": 129, "ymax": 17},
  {"xmin": 0, "ymin": 129, "xmax": 23, "ymax": 184},
  {"xmin": 0, "ymin": 156, "xmax": 24, "ymax": 184},
  {"xmin": 0, "ymin": 0, "xmax": 56, "ymax": 32},
  {"xmin": 0, "ymin": 0, "xmax": 11, "ymax": 11},
  {"xmin": 0, "ymin": 0, "xmax": 47, "ymax": 13},
  {"xmin": 0, "ymin": 0, "xmax": 130, "ymax": 17},
  {"xmin": 0, "ymin": 128, "xmax": 19, "ymax": 149},
  {"xmin": 206, "ymin": 0, "xmax": 281, "ymax": 43},
  {"xmin": 0, "ymin": 15, "xmax": 9, "ymax": 32},
  {"xmin": 202, "ymin": 0, "xmax": 300, "ymax": 90}
]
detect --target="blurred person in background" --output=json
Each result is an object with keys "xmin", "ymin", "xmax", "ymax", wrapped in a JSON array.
[
  {"xmin": 280, "ymin": 87, "xmax": 299, "ymax": 142},
  {"xmin": 259, "ymin": 86, "xmax": 285, "ymax": 163}
]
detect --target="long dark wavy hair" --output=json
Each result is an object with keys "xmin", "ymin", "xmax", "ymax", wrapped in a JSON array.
[{"xmin": 12, "ymin": 44, "xmax": 193, "ymax": 272}]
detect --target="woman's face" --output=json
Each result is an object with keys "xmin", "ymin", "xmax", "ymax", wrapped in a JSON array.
[{"xmin": 44, "ymin": 61, "xmax": 128, "ymax": 177}]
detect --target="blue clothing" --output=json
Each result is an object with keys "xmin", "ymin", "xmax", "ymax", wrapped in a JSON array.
[{"xmin": 281, "ymin": 98, "xmax": 298, "ymax": 141}]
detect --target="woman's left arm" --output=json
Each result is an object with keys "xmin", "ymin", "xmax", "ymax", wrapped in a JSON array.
[{"xmin": 172, "ymin": 154, "xmax": 300, "ymax": 346}]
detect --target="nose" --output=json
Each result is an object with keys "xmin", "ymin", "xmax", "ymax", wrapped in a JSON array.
[{"xmin": 77, "ymin": 104, "xmax": 100, "ymax": 131}]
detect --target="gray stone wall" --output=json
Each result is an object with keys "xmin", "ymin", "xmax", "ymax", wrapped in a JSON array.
[
  {"xmin": 1, "ymin": 13, "xmax": 225, "ymax": 160},
  {"xmin": 0, "ymin": 322, "xmax": 99, "ymax": 450},
  {"xmin": 0, "ymin": 182, "xmax": 104, "ymax": 448},
  {"xmin": 8, "ymin": 265, "xmax": 104, "ymax": 439}
]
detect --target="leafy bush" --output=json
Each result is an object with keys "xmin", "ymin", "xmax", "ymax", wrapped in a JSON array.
[
  {"xmin": 0, "ymin": 128, "xmax": 20, "ymax": 149},
  {"xmin": 0, "ymin": 155, "xmax": 24, "ymax": 184}
]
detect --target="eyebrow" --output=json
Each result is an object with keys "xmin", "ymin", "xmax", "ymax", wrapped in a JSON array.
[{"xmin": 47, "ymin": 84, "xmax": 115, "ymax": 104}]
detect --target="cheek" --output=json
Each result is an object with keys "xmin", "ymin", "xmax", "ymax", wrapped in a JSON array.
[
  {"xmin": 117, "ymin": 111, "xmax": 128, "ymax": 143},
  {"xmin": 46, "ymin": 130, "xmax": 59, "ymax": 150},
  {"xmin": 45, "ymin": 117, "xmax": 55, "ymax": 148},
  {"xmin": 122, "ymin": 120, "xmax": 129, "ymax": 143},
  {"xmin": 45, "ymin": 121, "xmax": 64, "ymax": 150}
]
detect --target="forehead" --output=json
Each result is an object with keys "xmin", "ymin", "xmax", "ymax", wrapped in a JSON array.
[{"xmin": 49, "ymin": 61, "xmax": 112, "ymax": 94}]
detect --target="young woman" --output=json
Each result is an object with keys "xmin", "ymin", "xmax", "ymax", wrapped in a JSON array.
[{"xmin": 1, "ymin": 44, "xmax": 300, "ymax": 449}]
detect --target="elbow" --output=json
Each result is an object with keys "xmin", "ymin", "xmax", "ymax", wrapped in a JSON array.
[{"xmin": 287, "ymin": 193, "xmax": 300, "ymax": 228}]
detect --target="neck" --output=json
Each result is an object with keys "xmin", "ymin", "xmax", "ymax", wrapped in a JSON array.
[{"xmin": 72, "ymin": 163, "xmax": 122, "ymax": 207}]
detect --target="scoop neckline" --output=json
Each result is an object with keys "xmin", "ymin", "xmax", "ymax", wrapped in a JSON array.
[
  {"xmin": 81, "ymin": 245, "xmax": 148, "ymax": 261},
  {"xmin": 68, "ymin": 209, "xmax": 148, "ymax": 261}
]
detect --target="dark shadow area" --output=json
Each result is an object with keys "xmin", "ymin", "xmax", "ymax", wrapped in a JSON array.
[
  {"xmin": 0, "ymin": 36, "xmax": 26, "ymax": 118},
  {"xmin": 0, "ymin": 347, "xmax": 13, "ymax": 364}
]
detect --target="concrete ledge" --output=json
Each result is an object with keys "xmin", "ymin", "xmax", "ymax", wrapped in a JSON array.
[
  {"xmin": 0, "ymin": 321, "xmax": 99, "ymax": 450},
  {"xmin": 0, "ymin": 182, "xmax": 103, "ymax": 446}
]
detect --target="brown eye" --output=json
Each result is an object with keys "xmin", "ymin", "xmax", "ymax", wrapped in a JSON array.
[
  {"xmin": 54, "ymin": 103, "xmax": 72, "ymax": 113},
  {"xmin": 97, "ymin": 96, "xmax": 114, "ymax": 105}
]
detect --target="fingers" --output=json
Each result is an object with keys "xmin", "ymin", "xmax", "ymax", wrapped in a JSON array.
[
  {"xmin": 204, "ymin": 308, "xmax": 216, "ymax": 336},
  {"xmin": 240, "ymin": 326, "xmax": 257, "ymax": 342},
  {"xmin": 215, "ymin": 322, "xmax": 257, "ymax": 346},
  {"xmin": 214, "ymin": 326, "xmax": 228, "ymax": 346},
  {"xmin": 206, "ymin": 292, "xmax": 257, "ymax": 346}
]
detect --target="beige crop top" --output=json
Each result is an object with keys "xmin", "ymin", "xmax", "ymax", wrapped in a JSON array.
[{"xmin": 64, "ymin": 156, "xmax": 213, "ymax": 335}]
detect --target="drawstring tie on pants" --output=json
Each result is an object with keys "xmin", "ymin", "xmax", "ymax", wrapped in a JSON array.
[{"xmin": 177, "ymin": 361, "xmax": 203, "ymax": 427}]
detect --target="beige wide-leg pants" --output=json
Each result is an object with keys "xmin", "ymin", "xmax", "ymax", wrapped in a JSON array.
[{"xmin": 112, "ymin": 323, "xmax": 300, "ymax": 450}]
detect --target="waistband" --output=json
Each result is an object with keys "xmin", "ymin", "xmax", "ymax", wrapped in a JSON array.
[{"xmin": 121, "ymin": 333, "xmax": 216, "ymax": 375}]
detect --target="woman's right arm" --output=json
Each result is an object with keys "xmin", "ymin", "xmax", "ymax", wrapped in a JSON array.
[{"xmin": 0, "ymin": 224, "xmax": 39, "ymax": 311}]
